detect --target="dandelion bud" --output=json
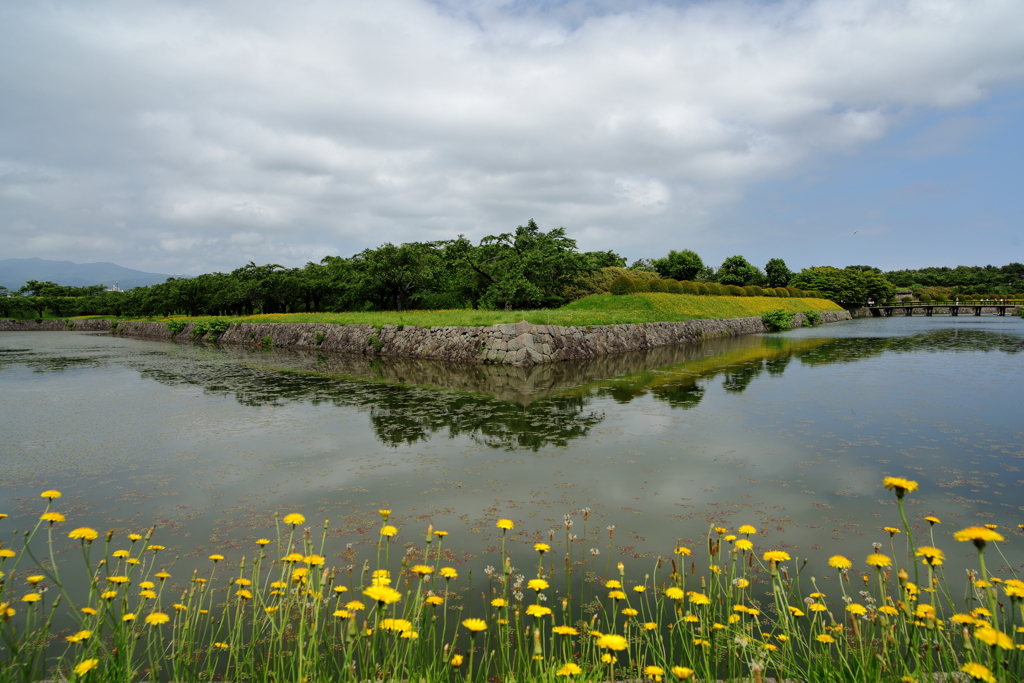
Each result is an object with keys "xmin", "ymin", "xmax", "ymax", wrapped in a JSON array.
[
  {"xmin": 897, "ymin": 569, "xmax": 908, "ymax": 583},
  {"xmin": 426, "ymin": 524, "xmax": 433, "ymax": 543},
  {"xmin": 106, "ymin": 529, "xmax": 115, "ymax": 542},
  {"xmin": 618, "ymin": 562, "xmax": 625, "ymax": 577}
]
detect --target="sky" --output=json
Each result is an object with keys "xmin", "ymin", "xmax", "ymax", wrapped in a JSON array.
[{"xmin": 2, "ymin": 0, "xmax": 1023, "ymax": 277}]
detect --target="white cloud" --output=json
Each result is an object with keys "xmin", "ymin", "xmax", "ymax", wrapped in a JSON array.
[{"xmin": 1, "ymin": 0, "xmax": 1023, "ymax": 272}]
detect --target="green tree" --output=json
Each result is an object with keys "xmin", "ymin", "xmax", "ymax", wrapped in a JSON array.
[
  {"xmin": 789, "ymin": 266, "xmax": 895, "ymax": 306},
  {"xmin": 652, "ymin": 249, "xmax": 704, "ymax": 281},
  {"xmin": 716, "ymin": 256, "xmax": 763, "ymax": 287},
  {"xmin": 764, "ymin": 258, "xmax": 792, "ymax": 288},
  {"xmin": 584, "ymin": 250, "xmax": 627, "ymax": 268},
  {"xmin": 452, "ymin": 220, "xmax": 592, "ymax": 309}
]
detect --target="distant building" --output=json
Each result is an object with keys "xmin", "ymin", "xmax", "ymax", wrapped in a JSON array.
[{"xmin": 107, "ymin": 281, "xmax": 123, "ymax": 293}]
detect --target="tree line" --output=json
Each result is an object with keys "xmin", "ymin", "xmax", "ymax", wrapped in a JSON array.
[{"xmin": 2, "ymin": 220, "xmax": 1021, "ymax": 320}]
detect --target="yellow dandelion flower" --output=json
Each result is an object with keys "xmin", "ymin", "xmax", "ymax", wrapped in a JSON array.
[
  {"xmin": 26, "ymin": 575, "xmax": 44, "ymax": 585},
  {"xmin": 788, "ymin": 606, "xmax": 805, "ymax": 617},
  {"xmin": 496, "ymin": 518, "xmax": 514, "ymax": 530},
  {"xmin": 633, "ymin": 585, "xmax": 647, "ymax": 592},
  {"xmin": 363, "ymin": 585, "xmax": 402, "ymax": 604},
  {"xmin": 665, "ymin": 587, "xmax": 684, "ymax": 600},
  {"xmin": 122, "ymin": 613, "xmax": 135, "ymax": 621},
  {"xmin": 960, "ymin": 662, "xmax": 996, "ymax": 683},
  {"xmin": 66, "ymin": 630, "xmax": 92, "ymax": 643},
  {"xmin": 974, "ymin": 627, "xmax": 1013, "ymax": 650},
  {"xmin": 828, "ymin": 555, "xmax": 852, "ymax": 569},
  {"xmin": 440, "ymin": 567, "xmax": 458, "ymax": 579},
  {"xmin": 884, "ymin": 527, "xmax": 901, "ymax": 535},
  {"xmin": 282, "ymin": 513, "xmax": 305, "ymax": 526},
  {"xmin": 645, "ymin": 665, "xmax": 665, "ymax": 681},
  {"xmin": 0, "ymin": 549, "xmax": 16, "ymax": 558},
  {"xmin": 621, "ymin": 607, "xmax": 638, "ymax": 617},
  {"xmin": 644, "ymin": 621, "xmax": 657, "ymax": 630},
  {"xmin": 69, "ymin": 528, "xmax": 98, "ymax": 542},
  {"xmin": 596, "ymin": 633, "xmax": 628, "ymax": 650},
  {"xmin": 738, "ymin": 525, "xmax": 757, "ymax": 534},
  {"xmin": 878, "ymin": 606, "xmax": 898, "ymax": 616},
  {"xmin": 866, "ymin": 553, "xmax": 891, "ymax": 568},
  {"xmin": 139, "ymin": 581, "xmax": 155, "ymax": 589},
  {"xmin": 683, "ymin": 615, "xmax": 699, "ymax": 622},
  {"xmin": 382, "ymin": 618, "xmax": 412, "ymax": 632},
  {"xmin": 424, "ymin": 595, "xmax": 443, "ymax": 605},
  {"xmin": 139, "ymin": 590, "xmax": 156, "ymax": 599},
  {"xmin": 235, "ymin": 590, "xmax": 252, "ymax": 599},
  {"xmin": 528, "ymin": 578, "xmax": 549, "ymax": 591},
  {"xmin": 557, "ymin": 663, "xmax": 582, "ymax": 676},
  {"xmin": 762, "ymin": 550, "xmax": 790, "ymax": 563},
  {"xmin": 672, "ymin": 667, "xmax": 694, "ymax": 680},
  {"xmin": 411, "ymin": 564, "xmax": 433, "ymax": 576},
  {"xmin": 378, "ymin": 509, "xmax": 391, "ymax": 520},
  {"xmin": 882, "ymin": 477, "xmax": 919, "ymax": 497},
  {"xmin": 462, "ymin": 618, "xmax": 487, "ymax": 632},
  {"xmin": 924, "ymin": 516, "xmax": 940, "ymax": 525},
  {"xmin": 146, "ymin": 545, "xmax": 164, "ymax": 552},
  {"xmin": 687, "ymin": 592, "xmax": 711, "ymax": 605},
  {"xmin": 21, "ymin": 593, "xmax": 41, "ymax": 603},
  {"xmin": 73, "ymin": 659, "xmax": 99, "ymax": 676},
  {"xmin": 208, "ymin": 554, "xmax": 224, "ymax": 562},
  {"xmin": 526, "ymin": 604, "xmax": 552, "ymax": 617},
  {"xmin": 816, "ymin": 634, "xmax": 835, "ymax": 644},
  {"xmin": 434, "ymin": 530, "xmax": 448, "ymax": 537},
  {"xmin": 810, "ymin": 604, "xmax": 827, "ymax": 612},
  {"xmin": 674, "ymin": 546, "xmax": 692, "ymax": 556},
  {"xmin": 847, "ymin": 604, "xmax": 867, "ymax": 615},
  {"xmin": 915, "ymin": 546, "xmax": 944, "ymax": 565},
  {"xmin": 40, "ymin": 512, "xmax": 65, "ymax": 524},
  {"xmin": 490, "ymin": 598, "xmax": 506, "ymax": 607},
  {"xmin": 735, "ymin": 539, "xmax": 753, "ymax": 551},
  {"xmin": 81, "ymin": 607, "xmax": 96, "ymax": 615},
  {"xmin": 553, "ymin": 625, "xmax": 578, "ymax": 635},
  {"xmin": 380, "ymin": 525, "xmax": 397, "ymax": 537},
  {"xmin": 450, "ymin": 654, "xmax": 464, "ymax": 667},
  {"xmin": 145, "ymin": 612, "xmax": 169, "ymax": 625},
  {"xmin": 40, "ymin": 490, "xmax": 62, "ymax": 500},
  {"xmin": 954, "ymin": 526, "xmax": 1004, "ymax": 547},
  {"xmin": 608, "ymin": 590, "xmax": 626, "ymax": 600},
  {"xmin": 256, "ymin": 539, "xmax": 270, "ymax": 546},
  {"xmin": 304, "ymin": 554, "xmax": 324, "ymax": 565},
  {"xmin": 345, "ymin": 600, "xmax": 365, "ymax": 610},
  {"xmin": 213, "ymin": 642, "xmax": 229, "ymax": 650},
  {"xmin": 535, "ymin": 542, "xmax": 551, "ymax": 553},
  {"xmin": 605, "ymin": 579, "xmax": 622, "ymax": 589}
]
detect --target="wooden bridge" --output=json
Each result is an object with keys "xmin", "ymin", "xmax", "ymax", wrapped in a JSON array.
[{"xmin": 867, "ymin": 300, "xmax": 1023, "ymax": 317}]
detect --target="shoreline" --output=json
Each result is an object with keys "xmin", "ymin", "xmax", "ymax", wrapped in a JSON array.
[{"xmin": 0, "ymin": 311, "xmax": 851, "ymax": 365}]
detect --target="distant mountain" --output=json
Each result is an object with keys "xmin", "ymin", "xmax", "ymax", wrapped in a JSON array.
[{"xmin": 0, "ymin": 258, "xmax": 179, "ymax": 291}]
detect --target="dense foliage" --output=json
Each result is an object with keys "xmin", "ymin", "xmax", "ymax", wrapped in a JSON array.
[
  {"xmin": 5, "ymin": 219, "xmax": 1023, "ymax": 319},
  {"xmin": 884, "ymin": 263, "xmax": 1024, "ymax": 293}
]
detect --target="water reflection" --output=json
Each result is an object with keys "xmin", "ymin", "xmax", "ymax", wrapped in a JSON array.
[{"xmin": 4, "ymin": 327, "xmax": 1024, "ymax": 451}]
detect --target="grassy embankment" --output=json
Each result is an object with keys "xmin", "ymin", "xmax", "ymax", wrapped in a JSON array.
[
  {"xmin": 90, "ymin": 294, "xmax": 843, "ymax": 328},
  {"xmin": 2, "ymin": 480, "xmax": 1021, "ymax": 683}
]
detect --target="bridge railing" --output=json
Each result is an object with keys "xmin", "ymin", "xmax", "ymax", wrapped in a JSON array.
[{"xmin": 869, "ymin": 300, "xmax": 1024, "ymax": 308}]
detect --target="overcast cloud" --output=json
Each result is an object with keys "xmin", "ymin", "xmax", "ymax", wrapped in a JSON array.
[{"xmin": 2, "ymin": 0, "xmax": 1023, "ymax": 275}]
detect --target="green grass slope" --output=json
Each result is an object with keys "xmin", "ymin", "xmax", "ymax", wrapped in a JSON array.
[{"xmin": 96, "ymin": 293, "xmax": 842, "ymax": 328}]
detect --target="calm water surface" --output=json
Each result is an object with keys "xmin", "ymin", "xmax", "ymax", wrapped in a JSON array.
[{"xmin": 2, "ymin": 316, "xmax": 1022, "ymax": 590}]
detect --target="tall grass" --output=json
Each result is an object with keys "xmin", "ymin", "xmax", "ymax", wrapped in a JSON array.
[{"xmin": 2, "ymin": 479, "xmax": 1019, "ymax": 683}]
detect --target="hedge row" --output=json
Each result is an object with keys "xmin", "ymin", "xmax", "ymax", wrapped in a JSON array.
[{"xmin": 609, "ymin": 276, "xmax": 822, "ymax": 299}]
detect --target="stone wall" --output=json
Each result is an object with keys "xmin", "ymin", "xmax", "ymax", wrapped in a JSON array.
[{"xmin": 0, "ymin": 310, "xmax": 851, "ymax": 366}]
